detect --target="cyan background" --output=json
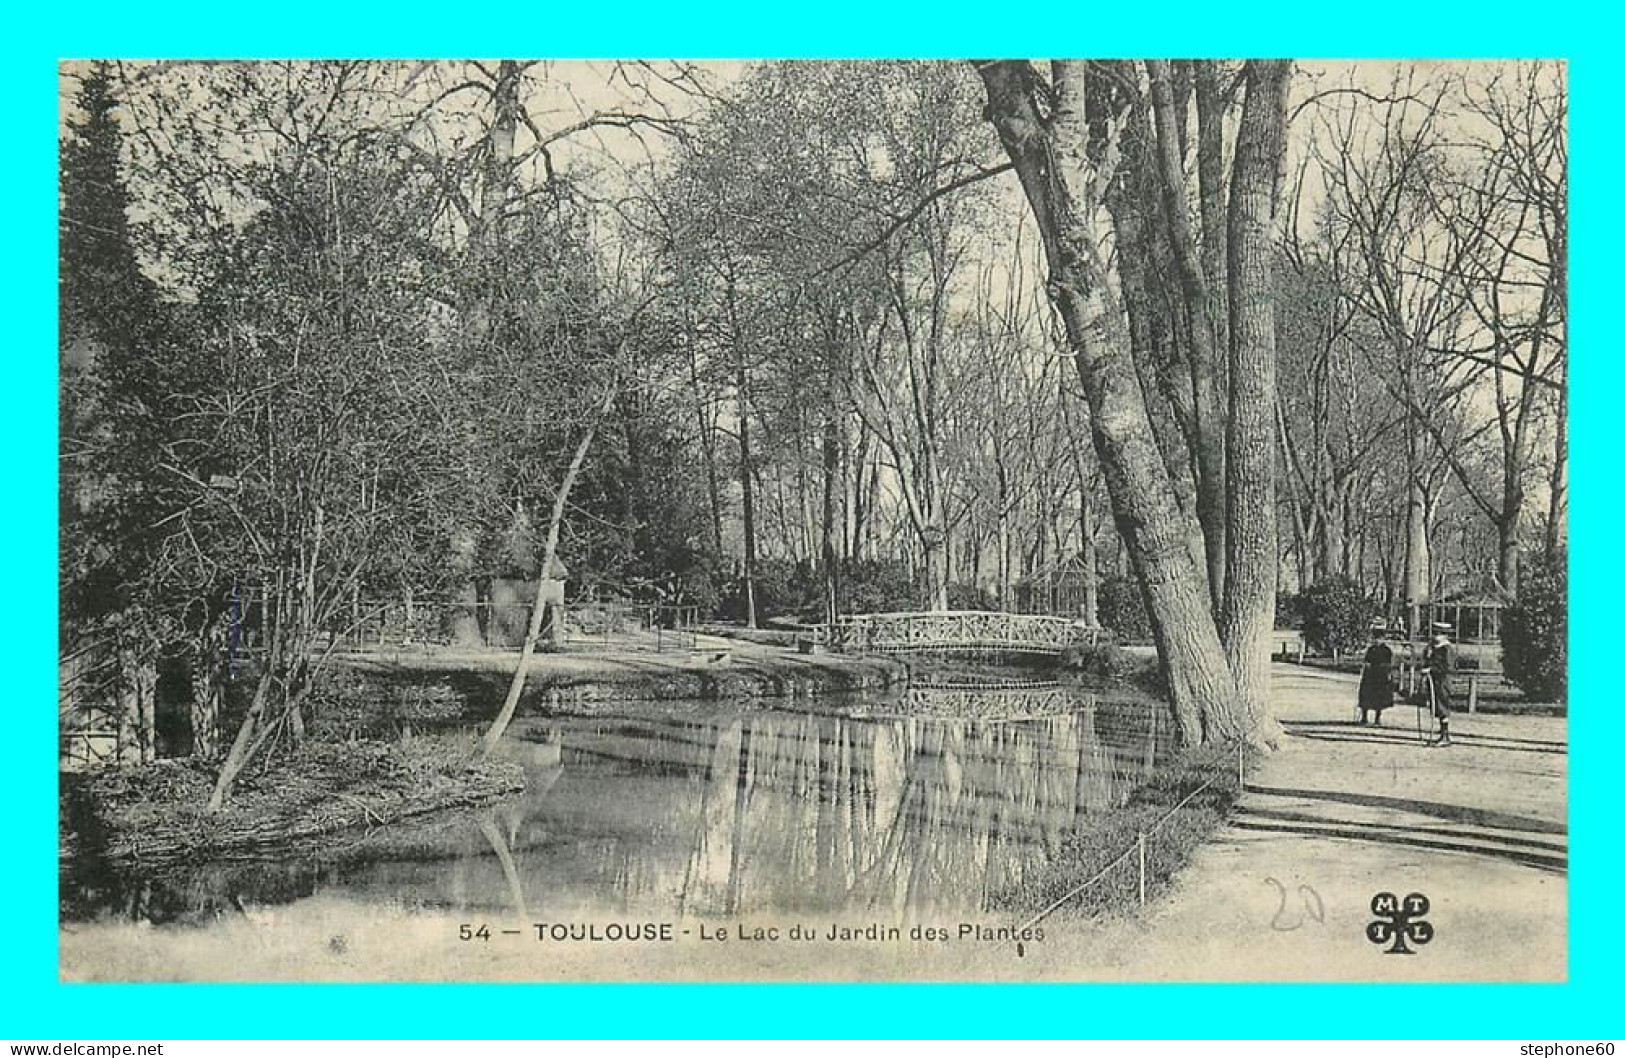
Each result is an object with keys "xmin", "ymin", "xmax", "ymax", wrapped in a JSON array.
[{"xmin": 6, "ymin": 2, "xmax": 1613, "ymax": 1038}]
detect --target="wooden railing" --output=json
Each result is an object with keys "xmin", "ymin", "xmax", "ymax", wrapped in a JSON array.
[
  {"xmin": 814, "ymin": 610, "xmax": 1099, "ymax": 656},
  {"xmin": 1395, "ymin": 657, "xmax": 1504, "ymax": 714}
]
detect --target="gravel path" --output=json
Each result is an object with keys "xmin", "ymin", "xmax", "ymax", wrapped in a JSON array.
[{"xmin": 982, "ymin": 665, "xmax": 1567, "ymax": 981}]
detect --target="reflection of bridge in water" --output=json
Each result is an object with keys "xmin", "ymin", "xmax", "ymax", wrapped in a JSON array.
[
  {"xmin": 815, "ymin": 610, "xmax": 1100, "ymax": 657},
  {"xmin": 880, "ymin": 684, "xmax": 1073, "ymax": 722}
]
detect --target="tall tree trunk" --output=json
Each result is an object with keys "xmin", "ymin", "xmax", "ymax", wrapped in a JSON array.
[
  {"xmin": 1220, "ymin": 60, "xmax": 1291, "ymax": 725},
  {"xmin": 923, "ymin": 528, "xmax": 950, "ymax": 611},
  {"xmin": 1545, "ymin": 374, "xmax": 1567, "ymax": 558},
  {"xmin": 737, "ymin": 364, "xmax": 759, "ymax": 628},
  {"xmin": 977, "ymin": 60, "xmax": 1258, "ymax": 748},
  {"xmin": 1403, "ymin": 455, "xmax": 1429, "ymax": 637},
  {"xmin": 726, "ymin": 278, "xmax": 759, "ymax": 628},
  {"xmin": 1319, "ymin": 495, "xmax": 1346, "ymax": 581},
  {"xmin": 847, "ymin": 426, "xmax": 869, "ymax": 561},
  {"xmin": 1080, "ymin": 488, "xmax": 1099, "ymax": 625},
  {"xmin": 1194, "ymin": 60, "xmax": 1230, "ymax": 362},
  {"xmin": 449, "ymin": 60, "xmax": 527, "ymax": 648},
  {"xmin": 686, "ymin": 324, "xmax": 726, "ymax": 558},
  {"xmin": 821, "ymin": 411, "xmax": 841, "ymax": 625},
  {"xmin": 189, "ymin": 657, "xmax": 221, "ymax": 760},
  {"xmin": 1109, "ymin": 139, "xmax": 1213, "ymax": 598},
  {"xmin": 1148, "ymin": 59, "xmax": 1227, "ymax": 613},
  {"xmin": 1497, "ymin": 509, "xmax": 1522, "ymax": 598},
  {"xmin": 997, "ymin": 479, "xmax": 1011, "ymax": 609}
]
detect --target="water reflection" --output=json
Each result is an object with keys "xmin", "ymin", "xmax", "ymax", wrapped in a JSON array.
[{"xmin": 64, "ymin": 689, "xmax": 1170, "ymax": 927}]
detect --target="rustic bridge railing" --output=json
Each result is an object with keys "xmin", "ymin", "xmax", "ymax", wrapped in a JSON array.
[{"xmin": 814, "ymin": 610, "xmax": 1100, "ymax": 656}]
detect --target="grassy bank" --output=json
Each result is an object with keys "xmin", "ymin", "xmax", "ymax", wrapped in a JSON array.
[
  {"xmin": 993, "ymin": 744, "xmax": 1246, "ymax": 919},
  {"xmin": 66, "ymin": 734, "xmax": 523, "ymax": 869}
]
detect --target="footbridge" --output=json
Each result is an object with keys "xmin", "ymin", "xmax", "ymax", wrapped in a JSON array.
[{"xmin": 813, "ymin": 610, "xmax": 1100, "ymax": 657}]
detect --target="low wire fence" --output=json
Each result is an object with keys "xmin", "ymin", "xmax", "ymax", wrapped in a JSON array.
[
  {"xmin": 317, "ymin": 598, "xmax": 702, "ymax": 653},
  {"xmin": 1012, "ymin": 740, "xmax": 1247, "ymax": 933}
]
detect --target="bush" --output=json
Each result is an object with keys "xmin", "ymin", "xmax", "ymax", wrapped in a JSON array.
[
  {"xmin": 717, "ymin": 557, "xmax": 925, "ymax": 623},
  {"xmin": 1060, "ymin": 641, "xmax": 1167, "ymax": 696},
  {"xmin": 1502, "ymin": 551, "xmax": 1567, "ymax": 703},
  {"xmin": 1275, "ymin": 590, "xmax": 1305, "ymax": 630},
  {"xmin": 1098, "ymin": 574, "xmax": 1153, "ymax": 642},
  {"xmin": 946, "ymin": 580, "xmax": 998, "ymax": 611},
  {"xmin": 1298, "ymin": 576, "xmax": 1376, "ymax": 658},
  {"xmin": 1060, "ymin": 641, "xmax": 1143, "ymax": 681},
  {"xmin": 841, "ymin": 559, "xmax": 920, "ymax": 614},
  {"xmin": 717, "ymin": 558, "xmax": 814, "ymax": 622}
]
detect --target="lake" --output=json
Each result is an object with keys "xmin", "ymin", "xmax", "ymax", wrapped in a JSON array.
[{"xmin": 60, "ymin": 683, "xmax": 1174, "ymax": 980}]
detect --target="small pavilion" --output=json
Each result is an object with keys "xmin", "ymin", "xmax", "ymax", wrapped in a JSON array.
[
  {"xmin": 1015, "ymin": 554, "xmax": 1096, "ymax": 620},
  {"xmin": 1427, "ymin": 578, "xmax": 1515, "ymax": 644}
]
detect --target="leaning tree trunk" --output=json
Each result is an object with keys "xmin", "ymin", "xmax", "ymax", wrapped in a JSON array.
[
  {"xmin": 478, "ymin": 384, "xmax": 616, "ymax": 759},
  {"xmin": 1219, "ymin": 59, "xmax": 1292, "ymax": 732},
  {"xmin": 206, "ymin": 664, "xmax": 274, "ymax": 813},
  {"xmin": 976, "ymin": 60, "xmax": 1253, "ymax": 747}
]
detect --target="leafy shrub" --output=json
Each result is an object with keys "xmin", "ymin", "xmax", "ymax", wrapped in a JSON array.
[
  {"xmin": 1098, "ymin": 574, "xmax": 1152, "ymax": 642},
  {"xmin": 1060, "ymin": 641, "xmax": 1144, "ymax": 681},
  {"xmin": 946, "ymin": 581, "xmax": 998, "ymax": 611},
  {"xmin": 718, "ymin": 557, "xmax": 925, "ymax": 622},
  {"xmin": 841, "ymin": 559, "xmax": 920, "ymax": 614},
  {"xmin": 1275, "ymin": 590, "xmax": 1306, "ymax": 630},
  {"xmin": 1502, "ymin": 551, "xmax": 1567, "ymax": 703},
  {"xmin": 1298, "ymin": 576, "xmax": 1376, "ymax": 658},
  {"xmin": 717, "ymin": 559, "xmax": 812, "ymax": 622}
]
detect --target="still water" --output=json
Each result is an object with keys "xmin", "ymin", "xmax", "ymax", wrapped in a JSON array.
[{"xmin": 64, "ymin": 686, "xmax": 1172, "ymax": 932}]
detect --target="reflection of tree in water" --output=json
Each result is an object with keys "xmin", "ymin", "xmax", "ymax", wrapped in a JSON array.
[
  {"xmin": 667, "ymin": 692, "xmax": 1168, "ymax": 918},
  {"xmin": 66, "ymin": 693, "xmax": 1171, "ymax": 925}
]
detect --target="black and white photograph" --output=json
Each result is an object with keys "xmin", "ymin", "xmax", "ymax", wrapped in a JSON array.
[{"xmin": 57, "ymin": 58, "xmax": 1568, "ymax": 983}]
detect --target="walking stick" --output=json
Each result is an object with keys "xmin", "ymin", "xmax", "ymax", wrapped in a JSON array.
[
  {"xmin": 1422, "ymin": 670, "xmax": 1439, "ymax": 746},
  {"xmin": 1415, "ymin": 673, "xmax": 1425, "ymax": 744},
  {"xmin": 1414, "ymin": 663, "xmax": 1428, "ymax": 745}
]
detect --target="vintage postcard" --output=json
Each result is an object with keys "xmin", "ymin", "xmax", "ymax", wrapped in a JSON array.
[{"xmin": 57, "ymin": 58, "xmax": 1566, "ymax": 983}]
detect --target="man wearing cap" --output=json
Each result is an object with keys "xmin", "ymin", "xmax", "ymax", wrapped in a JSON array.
[{"xmin": 1423, "ymin": 623, "xmax": 1456, "ymax": 745}]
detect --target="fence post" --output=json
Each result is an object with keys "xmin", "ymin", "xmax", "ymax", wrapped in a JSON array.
[
  {"xmin": 1137, "ymin": 831, "xmax": 1147, "ymax": 906},
  {"xmin": 1469, "ymin": 673, "xmax": 1479, "ymax": 714},
  {"xmin": 1237, "ymin": 740, "xmax": 1244, "ymax": 791}
]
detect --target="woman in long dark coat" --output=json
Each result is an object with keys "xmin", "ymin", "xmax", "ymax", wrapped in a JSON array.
[{"xmin": 1358, "ymin": 635, "xmax": 1395, "ymax": 725}]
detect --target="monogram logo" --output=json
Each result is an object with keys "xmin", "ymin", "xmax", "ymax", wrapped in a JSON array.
[{"xmin": 1366, "ymin": 891, "xmax": 1433, "ymax": 954}]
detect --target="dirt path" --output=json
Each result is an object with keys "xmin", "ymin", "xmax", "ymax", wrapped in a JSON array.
[{"xmin": 987, "ymin": 665, "xmax": 1567, "ymax": 982}]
